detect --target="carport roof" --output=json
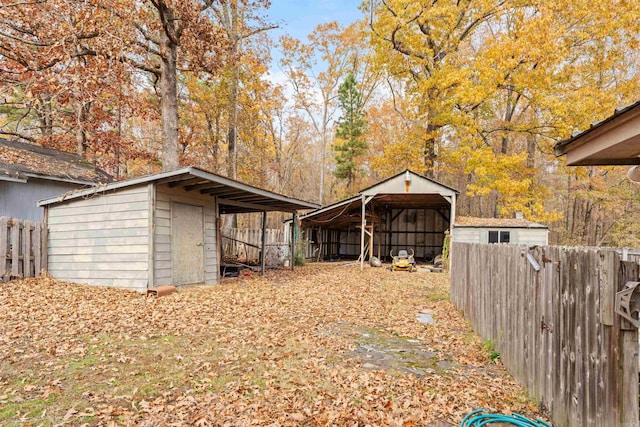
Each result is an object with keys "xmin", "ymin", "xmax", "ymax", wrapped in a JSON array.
[
  {"xmin": 38, "ymin": 167, "xmax": 320, "ymax": 213},
  {"xmin": 297, "ymin": 170, "xmax": 456, "ymax": 228}
]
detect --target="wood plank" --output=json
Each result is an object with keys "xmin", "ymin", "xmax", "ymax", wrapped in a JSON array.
[
  {"xmin": 47, "ymin": 209, "xmax": 149, "ymax": 225},
  {"xmin": 47, "ymin": 201, "xmax": 149, "ymax": 217},
  {"xmin": 600, "ymin": 250, "xmax": 617, "ymax": 325},
  {"xmin": 573, "ymin": 249, "xmax": 585, "ymax": 427},
  {"xmin": 11, "ymin": 218, "xmax": 19, "ymax": 276},
  {"xmin": 619, "ymin": 260, "xmax": 640, "ymax": 427},
  {"xmin": 0, "ymin": 217, "xmax": 8, "ymax": 278},
  {"xmin": 34, "ymin": 222, "xmax": 41, "ymax": 275},
  {"xmin": 23, "ymin": 220, "xmax": 31, "ymax": 277}
]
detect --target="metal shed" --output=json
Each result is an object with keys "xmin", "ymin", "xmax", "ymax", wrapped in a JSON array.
[
  {"xmin": 297, "ymin": 170, "xmax": 458, "ymax": 268},
  {"xmin": 38, "ymin": 167, "xmax": 318, "ymax": 291}
]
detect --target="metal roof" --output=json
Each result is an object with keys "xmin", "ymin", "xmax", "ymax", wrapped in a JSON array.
[
  {"xmin": 297, "ymin": 170, "xmax": 456, "ymax": 229},
  {"xmin": 359, "ymin": 169, "xmax": 459, "ymax": 194},
  {"xmin": 38, "ymin": 167, "xmax": 320, "ymax": 213}
]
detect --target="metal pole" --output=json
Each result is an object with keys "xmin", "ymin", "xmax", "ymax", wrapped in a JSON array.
[
  {"xmin": 360, "ymin": 194, "xmax": 366, "ymax": 270},
  {"xmin": 260, "ymin": 211, "xmax": 267, "ymax": 275}
]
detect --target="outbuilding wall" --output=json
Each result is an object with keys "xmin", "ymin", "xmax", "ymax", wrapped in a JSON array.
[
  {"xmin": 453, "ymin": 227, "xmax": 548, "ymax": 246},
  {"xmin": 153, "ymin": 183, "xmax": 218, "ymax": 287},
  {"xmin": 1, "ymin": 178, "xmax": 81, "ymax": 222},
  {"xmin": 47, "ymin": 185, "xmax": 150, "ymax": 291}
]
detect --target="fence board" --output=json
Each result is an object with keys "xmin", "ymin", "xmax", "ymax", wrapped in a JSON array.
[
  {"xmin": 1, "ymin": 216, "xmax": 47, "ymax": 281},
  {"xmin": 0, "ymin": 217, "xmax": 7, "ymax": 277},
  {"xmin": 451, "ymin": 243, "xmax": 639, "ymax": 427}
]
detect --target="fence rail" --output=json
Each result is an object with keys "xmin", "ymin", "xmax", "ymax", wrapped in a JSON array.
[
  {"xmin": 1, "ymin": 216, "xmax": 47, "ymax": 281},
  {"xmin": 451, "ymin": 243, "xmax": 639, "ymax": 427}
]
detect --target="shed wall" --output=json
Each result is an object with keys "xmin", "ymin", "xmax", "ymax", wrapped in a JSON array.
[
  {"xmin": 0, "ymin": 179, "xmax": 80, "ymax": 221},
  {"xmin": 453, "ymin": 227, "xmax": 548, "ymax": 246},
  {"xmin": 47, "ymin": 185, "xmax": 150, "ymax": 291},
  {"xmin": 153, "ymin": 184, "xmax": 218, "ymax": 286}
]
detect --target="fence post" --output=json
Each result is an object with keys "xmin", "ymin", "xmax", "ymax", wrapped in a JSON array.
[
  {"xmin": 618, "ymin": 260, "xmax": 639, "ymax": 427},
  {"xmin": 0, "ymin": 217, "xmax": 7, "ymax": 279}
]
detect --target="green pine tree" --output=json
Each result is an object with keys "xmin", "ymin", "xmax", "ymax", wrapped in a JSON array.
[{"xmin": 333, "ymin": 73, "xmax": 367, "ymax": 189}]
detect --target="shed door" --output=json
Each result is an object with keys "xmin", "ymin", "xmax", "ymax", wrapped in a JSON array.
[{"xmin": 171, "ymin": 202, "xmax": 205, "ymax": 285}]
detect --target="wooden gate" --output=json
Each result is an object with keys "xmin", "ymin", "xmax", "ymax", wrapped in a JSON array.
[
  {"xmin": 451, "ymin": 243, "xmax": 639, "ymax": 427},
  {"xmin": 1, "ymin": 216, "xmax": 47, "ymax": 281}
]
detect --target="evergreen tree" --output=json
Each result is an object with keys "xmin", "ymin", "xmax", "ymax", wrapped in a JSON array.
[{"xmin": 333, "ymin": 73, "xmax": 368, "ymax": 189}]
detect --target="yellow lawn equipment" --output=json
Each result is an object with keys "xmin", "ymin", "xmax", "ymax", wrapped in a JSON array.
[{"xmin": 390, "ymin": 249, "xmax": 416, "ymax": 272}]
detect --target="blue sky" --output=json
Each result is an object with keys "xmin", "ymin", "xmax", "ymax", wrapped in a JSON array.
[
  {"xmin": 268, "ymin": 0, "xmax": 364, "ymax": 42},
  {"xmin": 265, "ymin": 0, "xmax": 364, "ymax": 81}
]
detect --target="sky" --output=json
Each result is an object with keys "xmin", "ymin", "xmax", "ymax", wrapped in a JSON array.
[
  {"xmin": 267, "ymin": 0, "xmax": 364, "ymax": 42},
  {"xmin": 264, "ymin": 0, "xmax": 364, "ymax": 86}
]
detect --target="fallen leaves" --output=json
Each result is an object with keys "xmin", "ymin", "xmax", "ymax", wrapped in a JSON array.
[{"xmin": 0, "ymin": 266, "xmax": 540, "ymax": 425}]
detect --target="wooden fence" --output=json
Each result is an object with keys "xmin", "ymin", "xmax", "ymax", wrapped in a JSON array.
[
  {"xmin": 0, "ymin": 216, "xmax": 47, "ymax": 281},
  {"xmin": 451, "ymin": 243, "xmax": 639, "ymax": 427},
  {"xmin": 221, "ymin": 228, "xmax": 287, "ymax": 265}
]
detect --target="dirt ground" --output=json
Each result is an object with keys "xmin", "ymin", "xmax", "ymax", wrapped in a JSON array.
[{"xmin": 0, "ymin": 264, "xmax": 540, "ymax": 426}]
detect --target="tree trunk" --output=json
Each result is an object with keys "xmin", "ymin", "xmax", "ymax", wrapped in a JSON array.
[
  {"xmin": 159, "ymin": 31, "xmax": 180, "ymax": 172},
  {"xmin": 226, "ymin": 0, "xmax": 239, "ymax": 179},
  {"xmin": 74, "ymin": 100, "xmax": 90, "ymax": 157}
]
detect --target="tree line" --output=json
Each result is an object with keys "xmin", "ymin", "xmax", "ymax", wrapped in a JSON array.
[{"xmin": 0, "ymin": 0, "xmax": 639, "ymax": 246}]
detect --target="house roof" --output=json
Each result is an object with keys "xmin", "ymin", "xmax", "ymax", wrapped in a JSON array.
[
  {"xmin": 454, "ymin": 216, "xmax": 547, "ymax": 229},
  {"xmin": 39, "ymin": 166, "xmax": 320, "ymax": 214},
  {"xmin": 0, "ymin": 138, "xmax": 113, "ymax": 185},
  {"xmin": 554, "ymin": 100, "xmax": 640, "ymax": 165}
]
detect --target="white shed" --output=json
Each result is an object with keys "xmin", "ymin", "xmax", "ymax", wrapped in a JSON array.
[
  {"xmin": 452, "ymin": 216, "xmax": 548, "ymax": 246},
  {"xmin": 38, "ymin": 167, "xmax": 318, "ymax": 291}
]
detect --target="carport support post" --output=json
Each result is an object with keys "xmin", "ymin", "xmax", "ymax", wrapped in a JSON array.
[
  {"xmin": 260, "ymin": 211, "xmax": 267, "ymax": 275},
  {"xmin": 360, "ymin": 195, "xmax": 366, "ymax": 270},
  {"xmin": 291, "ymin": 212, "xmax": 298, "ymax": 271}
]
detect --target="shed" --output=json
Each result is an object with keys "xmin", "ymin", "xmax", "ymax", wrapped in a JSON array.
[
  {"xmin": 296, "ymin": 170, "xmax": 458, "ymax": 267},
  {"xmin": 0, "ymin": 138, "xmax": 112, "ymax": 221},
  {"xmin": 38, "ymin": 167, "xmax": 319, "ymax": 291},
  {"xmin": 452, "ymin": 215, "xmax": 549, "ymax": 246}
]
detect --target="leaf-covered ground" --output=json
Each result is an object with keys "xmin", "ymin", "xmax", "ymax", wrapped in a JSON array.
[{"xmin": 0, "ymin": 264, "xmax": 540, "ymax": 426}]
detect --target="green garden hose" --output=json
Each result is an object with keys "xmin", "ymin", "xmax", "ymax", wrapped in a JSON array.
[{"xmin": 460, "ymin": 409, "xmax": 553, "ymax": 427}]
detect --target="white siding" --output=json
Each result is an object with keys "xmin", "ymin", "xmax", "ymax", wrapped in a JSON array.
[
  {"xmin": 452, "ymin": 227, "xmax": 549, "ymax": 246},
  {"xmin": 513, "ymin": 228, "xmax": 549, "ymax": 246},
  {"xmin": 47, "ymin": 185, "xmax": 150, "ymax": 291},
  {"xmin": 452, "ymin": 227, "xmax": 483, "ymax": 244},
  {"xmin": 154, "ymin": 184, "xmax": 218, "ymax": 287}
]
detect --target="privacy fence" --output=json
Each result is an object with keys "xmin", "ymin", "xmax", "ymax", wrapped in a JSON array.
[
  {"xmin": 451, "ymin": 243, "xmax": 640, "ymax": 427},
  {"xmin": 1, "ymin": 216, "xmax": 47, "ymax": 281}
]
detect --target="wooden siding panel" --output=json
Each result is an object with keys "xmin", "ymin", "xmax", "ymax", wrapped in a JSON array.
[
  {"xmin": 48, "ymin": 210, "xmax": 148, "ymax": 225},
  {"xmin": 47, "ymin": 186, "xmax": 150, "ymax": 291},
  {"xmin": 153, "ymin": 184, "xmax": 218, "ymax": 287}
]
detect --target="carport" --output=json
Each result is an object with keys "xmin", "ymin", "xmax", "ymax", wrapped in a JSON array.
[{"xmin": 297, "ymin": 170, "xmax": 458, "ymax": 268}]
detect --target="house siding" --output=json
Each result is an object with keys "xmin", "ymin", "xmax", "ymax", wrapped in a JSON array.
[
  {"xmin": 0, "ymin": 178, "xmax": 80, "ymax": 221},
  {"xmin": 47, "ymin": 185, "xmax": 150, "ymax": 291},
  {"xmin": 153, "ymin": 184, "xmax": 218, "ymax": 287},
  {"xmin": 453, "ymin": 227, "xmax": 548, "ymax": 246}
]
